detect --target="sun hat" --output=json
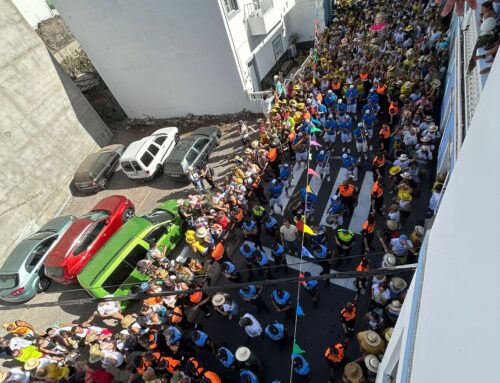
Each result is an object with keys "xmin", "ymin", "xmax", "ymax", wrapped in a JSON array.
[
  {"xmin": 251, "ymin": 140, "xmax": 259, "ymax": 149},
  {"xmin": 297, "ymin": 102, "xmax": 305, "ymax": 109},
  {"xmin": 428, "ymin": 125, "xmax": 438, "ymax": 132},
  {"xmin": 121, "ymin": 315, "xmax": 136, "ymax": 329},
  {"xmin": 24, "ymin": 358, "xmax": 40, "ymax": 371},
  {"xmin": 234, "ymin": 155, "xmax": 243, "ymax": 162},
  {"xmin": 389, "ymin": 166, "xmax": 401, "ymax": 176},
  {"xmin": 344, "ymin": 362, "xmax": 363, "ymax": 381},
  {"xmin": 424, "ymin": 115, "xmax": 433, "ymax": 121},
  {"xmin": 155, "ymin": 269, "xmax": 169, "ymax": 279},
  {"xmin": 364, "ymin": 331, "xmax": 382, "ymax": 346},
  {"xmin": 195, "ymin": 227, "xmax": 207, "ymax": 239},
  {"xmin": 386, "ymin": 219, "xmax": 398, "ymax": 231},
  {"xmin": 384, "ymin": 327, "xmax": 394, "ymax": 342},
  {"xmin": 235, "ymin": 346, "xmax": 251, "ymax": 362},
  {"xmin": 88, "ymin": 344, "xmax": 103, "ymax": 364},
  {"xmin": 289, "ymin": 99, "xmax": 298, "ymax": 107},
  {"xmin": 382, "ymin": 253, "xmax": 397, "ymax": 268},
  {"xmin": 398, "ymin": 153, "xmax": 408, "ymax": 161},
  {"xmin": 391, "ymin": 277, "xmax": 408, "ymax": 291},
  {"xmin": 420, "ymin": 136, "xmax": 431, "ymax": 143},
  {"xmin": 387, "ymin": 300, "xmax": 402, "ymax": 312},
  {"xmin": 365, "ymin": 354, "xmax": 380, "ymax": 373},
  {"xmin": 401, "ymin": 171, "xmax": 412, "ymax": 179},
  {"xmin": 211, "ymin": 293, "xmax": 225, "ymax": 306},
  {"xmin": 414, "ymin": 225, "xmax": 425, "ymax": 236},
  {"xmin": 244, "ymin": 148, "xmax": 252, "ymax": 155},
  {"xmin": 85, "ymin": 331, "xmax": 98, "ymax": 345},
  {"xmin": 293, "ymin": 85, "xmax": 300, "ymax": 90}
]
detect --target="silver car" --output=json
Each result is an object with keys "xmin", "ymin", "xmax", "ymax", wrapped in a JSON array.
[{"xmin": 0, "ymin": 216, "xmax": 75, "ymax": 303}]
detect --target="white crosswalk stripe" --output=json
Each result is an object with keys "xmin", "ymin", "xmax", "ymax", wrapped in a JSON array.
[
  {"xmin": 320, "ymin": 167, "xmax": 349, "ymax": 227},
  {"xmin": 348, "ymin": 171, "xmax": 374, "ymax": 233},
  {"xmin": 275, "ymin": 162, "xmax": 305, "ymax": 215}
]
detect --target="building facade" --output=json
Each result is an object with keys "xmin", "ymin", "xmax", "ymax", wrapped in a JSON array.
[{"xmin": 53, "ymin": 0, "xmax": 331, "ymax": 118}]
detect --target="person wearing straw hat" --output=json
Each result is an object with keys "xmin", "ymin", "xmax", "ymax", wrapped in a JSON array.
[
  {"xmin": 381, "ymin": 253, "xmax": 397, "ymax": 269},
  {"xmin": 362, "ymin": 354, "xmax": 380, "ymax": 382},
  {"xmin": 389, "ymin": 276, "xmax": 408, "ymax": 299},
  {"xmin": 236, "ymin": 346, "xmax": 262, "ymax": 370},
  {"xmin": 212, "ymin": 293, "xmax": 239, "ymax": 320},
  {"xmin": 343, "ymin": 362, "xmax": 366, "ymax": 383},
  {"xmin": 385, "ymin": 300, "xmax": 402, "ymax": 323},
  {"xmin": 356, "ymin": 330, "xmax": 386, "ymax": 356}
]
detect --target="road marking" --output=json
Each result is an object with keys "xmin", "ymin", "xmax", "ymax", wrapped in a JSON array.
[
  {"xmin": 275, "ymin": 163, "xmax": 305, "ymax": 215},
  {"xmin": 319, "ymin": 167, "xmax": 349, "ymax": 227},
  {"xmin": 348, "ymin": 171, "xmax": 374, "ymax": 234},
  {"xmin": 243, "ymin": 242, "xmax": 357, "ymax": 291}
]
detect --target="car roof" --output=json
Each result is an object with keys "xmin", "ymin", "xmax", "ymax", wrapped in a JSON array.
[
  {"xmin": 192, "ymin": 126, "xmax": 219, "ymax": 137},
  {"xmin": 166, "ymin": 138, "xmax": 197, "ymax": 162}
]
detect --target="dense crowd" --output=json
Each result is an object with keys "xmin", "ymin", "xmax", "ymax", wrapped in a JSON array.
[{"xmin": 0, "ymin": 0, "xmax": 454, "ymax": 382}]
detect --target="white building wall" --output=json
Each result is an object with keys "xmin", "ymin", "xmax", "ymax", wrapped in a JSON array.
[
  {"xmin": 54, "ymin": 0, "xmax": 258, "ymax": 118},
  {"xmin": 287, "ymin": 0, "xmax": 326, "ymax": 43},
  {"xmin": 11, "ymin": 0, "xmax": 54, "ymax": 28}
]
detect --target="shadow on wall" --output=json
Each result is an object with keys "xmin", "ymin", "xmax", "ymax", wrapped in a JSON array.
[{"xmin": 50, "ymin": 53, "xmax": 113, "ymax": 147}]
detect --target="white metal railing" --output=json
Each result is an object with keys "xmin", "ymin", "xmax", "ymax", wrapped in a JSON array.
[{"xmin": 244, "ymin": 0, "xmax": 274, "ymax": 20}]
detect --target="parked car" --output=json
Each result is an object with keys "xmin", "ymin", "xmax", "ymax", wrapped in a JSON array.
[
  {"xmin": 44, "ymin": 195, "xmax": 135, "ymax": 285},
  {"xmin": 0, "ymin": 216, "xmax": 75, "ymax": 302},
  {"xmin": 73, "ymin": 144, "xmax": 126, "ymax": 192},
  {"xmin": 120, "ymin": 127, "xmax": 179, "ymax": 181},
  {"xmin": 77, "ymin": 199, "xmax": 182, "ymax": 299},
  {"xmin": 164, "ymin": 126, "xmax": 221, "ymax": 181}
]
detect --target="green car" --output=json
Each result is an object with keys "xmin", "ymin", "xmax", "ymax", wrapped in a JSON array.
[{"xmin": 77, "ymin": 200, "xmax": 182, "ymax": 299}]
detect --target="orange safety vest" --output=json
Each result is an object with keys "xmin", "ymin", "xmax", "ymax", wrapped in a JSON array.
[
  {"xmin": 362, "ymin": 220, "xmax": 375, "ymax": 234},
  {"xmin": 377, "ymin": 84, "xmax": 387, "ymax": 94},
  {"xmin": 373, "ymin": 154, "xmax": 385, "ymax": 168},
  {"xmin": 379, "ymin": 127, "xmax": 391, "ymax": 139},
  {"xmin": 187, "ymin": 357, "xmax": 204, "ymax": 377},
  {"xmin": 371, "ymin": 182, "xmax": 384, "ymax": 198},
  {"xmin": 233, "ymin": 208, "xmax": 244, "ymax": 222},
  {"xmin": 267, "ymin": 148, "xmax": 278, "ymax": 162},
  {"xmin": 190, "ymin": 291, "xmax": 203, "ymax": 304},
  {"xmin": 360, "ymin": 72, "xmax": 369, "ymax": 81},
  {"xmin": 389, "ymin": 102, "xmax": 399, "ymax": 114},
  {"xmin": 171, "ymin": 306, "xmax": 183, "ymax": 324},
  {"xmin": 303, "ymin": 110, "xmax": 311, "ymax": 120},
  {"xmin": 356, "ymin": 260, "xmax": 369, "ymax": 272},
  {"xmin": 341, "ymin": 306, "xmax": 357, "ymax": 321},
  {"xmin": 288, "ymin": 131, "xmax": 297, "ymax": 142},
  {"xmin": 332, "ymin": 81, "xmax": 342, "ymax": 90},
  {"xmin": 339, "ymin": 184, "xmax": 355, "ymax": 197},
  {"xmin": 211, "ymin": 243, "xmax": 224, "ymax": 261},
  {"xmin": 325, "ymin": 343, "xmax": 345, "ymax": 363},
  {"xmin": 202, "ymin": 371, "xmax": 222, "ymax": 383},
  {"xmin": 162, "ymin": 356, "xmax": 181, "ymax": 374}
]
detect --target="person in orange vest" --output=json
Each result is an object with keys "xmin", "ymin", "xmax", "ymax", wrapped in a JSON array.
[
  {"xmin": 371, "ymin": 176, "xmax": 385, "ymax": 215},
  {"xmin": 388, "ymin": 98, "xmax": 400, "ymax": 125},
  {"xmin": 188, "ymin": 280, "xmax": 212, "ymax": 318},
  {"xmin": 359, "ymin": 67, "xmax": 371, "ymax": 98},
  {"xmin": 340, "ymin": 296, "xmax": 358, "ymax": 336},
  {"xmin": 184, "ymin": 356, "xmax": 205, "ymax": 379},
  {"xmin": 200, "ymin": 370, "xmax": 223, "ymax": 383},
  {"xmin": 324, "ymin": 338, "xmax": 349, "ymax": 382},
  {"xmin": 157, "ymin": 355, "xmax": 181, "ymax": 376},
  {"xmin": 337, "ymin": 178, "xmax": 358, "ymax": 215},
  {"xmin": 372, "ymin": 150, "xmax": 386, "ymax": 180},
  {"xmin": 208, "ymin": 241, "xmax": 227, "ymax": 263},
  {"xmin": 378, "ymin": 123, "xmax": 392, "ymax": 152},
  {"xmin": 355, "ymin": 256, "xmax": 370, "ymax": 293},
  {"xmin": 361, "ymin": 214, "xmax": 376, "ymax": 253},
  {"xmin": 376, "ymin": 80, "xmax": 388, "ymax": 117},
  {"xmin": 331, "ymin": 77, "xmax": 343, "ymax": 97}
]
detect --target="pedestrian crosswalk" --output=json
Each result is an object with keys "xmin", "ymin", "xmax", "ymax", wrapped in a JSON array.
[
  {"xmin": 320, "ymin": 167, "xmax": 348, "ymax": 227},
  {"xmin": 348, "ymin": 171, "xmax": 374, "ymax": 233},
  {"xmin": 275, "ymin": 162, "xmax": 305, "ymax": 215}
]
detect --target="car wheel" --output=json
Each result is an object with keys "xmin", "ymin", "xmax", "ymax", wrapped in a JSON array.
[
  {"xmin": 215, "ymin": 135, "xmax": 221, "ymax": 146},
  {"xmin": 100, "ymin": 178, "xmax": 109, "ymax": 189},
  {"xmin": 36, "ymin": 277, "xmax": 51, "ymax": 293},
  {"xmin": 155, "ymin": 164, "xmax": 164, "ymax": 177},
  {"xmin": 122, "ymin": 208, "xmax": 135, "ymax": 222}
]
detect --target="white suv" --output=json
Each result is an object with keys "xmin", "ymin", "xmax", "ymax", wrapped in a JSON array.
[{"xmin": 120, "ymin": 127, "xmax": 179, "ymax": 181}]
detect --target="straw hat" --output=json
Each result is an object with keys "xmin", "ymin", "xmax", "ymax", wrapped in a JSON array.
[
  {"xmin": 344, "ymin": 362, "xmax": 363, "ymax": 381},
  {"xmin": 244, "ymin": 148, "xmax": 253, "ymax": 155},
  {"xmin": 293, "ymin": 85, "xmax": 300, "ymax": 90},
  {"xmin": 420, "ymin": 136, "xmax": 431, "ymax": 143},
  {"xmin": 0, "ymin": 371, "xmax": 8, "ymax": 383},
  {"xmin": 24, "ymin": 358, "xmax": 40, "ymax": 371},
  {"xmin": 89, "ymin": 344, "xmax": 103, "ymax": 364},
  {"xmin": 401, "ymin": 171, "xmax": 412, "ymax": 179},
  {"xmin": 414, "ymin": 225, "xmax": 425, "ymax": 236},
  {"xmin": 289, "ymin": 99, "xmax": 298, "ymax": 107},
  {"xmin": 251, "ymin": 140, "xmax": 259, "ymax": 149},
  {"xmin": 364, "ymin": 331, "xmax": 382, "ymax": 346},
  {"xmin": 391, "ymin": 277, "xmax": 408, "ymax": 291},
  {"xmin": 195, "ymin": 227, "xmax": 207, "ymax": 239},
  {"xmin": 155, "ymin": 269, "xmax": 169, "ymax": 280},
  {"xmin": 212, "ymin": 293, "xmax": 226, "ymax": 306},
  {"xmin": 85, "ymin": 331, "xmax": 98, "ymax": 345},
  {"xmin": 121, "ymin": 315, "xmax": 136, "ymax": 329},
  {"xmin": 297, "ymin": 102, "xmax": 305, "ymax": 109},
  {"xmin": 384, "ymin": 327, "xmax": 394, "ymax": 342},
  {"xmin": 382, "ymin": 253, "xmax": 397, "ymax": 268},
  {"xmin": 364, "ymin": 354, "xmax": 380, "ymax": 373},
  {"xmin": 234, "ymin": 155, "xmax": 243, "ymax": 162},
  {"xmin": 387, "ymin": 300, "xmax": 402, "ymax": 312},
  {"xmin": 235, "ymin": 346, "xmax": 251, "ymax": 362},
  {"xmin": 424, "ymin": 115, "xmax": 433, "ymax": 122},
  {"xmin": 398, "ymin": 153, "xmax": 409, "ymax": 161},
  {"xmin": 428, "ymin": 125, "xmax": 438, "ymax": 132},
  {"xmin": 389, "ymin": 166, "xmax": 401, "ymax": 176},
  {"xmin": 386, "ymin": 219, "xmax": 398, "ymax": 231}
]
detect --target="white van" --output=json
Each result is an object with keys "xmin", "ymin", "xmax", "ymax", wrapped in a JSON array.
[{"xmin": 120, "ymin": 127, "xmax": 179, "ymax": 180}]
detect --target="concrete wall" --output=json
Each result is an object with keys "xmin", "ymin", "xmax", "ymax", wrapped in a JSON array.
[
  {"xmin": 54, "ymin": 0, "xmax": 260, "ymax": 118},
  {"xmin": 11, "ymin": 0, "xmax": 54, "ymax": 28},
  {"xmin": 0, "ymin": 0, "xmax": 112, "ymax": 262},
  {"xmin": 254, "ymin": 24, "xmax": 288, "ymax": 79},
  {"xmin": 287, "ymin": 0, "xmax": 326, "ymax": 42}
]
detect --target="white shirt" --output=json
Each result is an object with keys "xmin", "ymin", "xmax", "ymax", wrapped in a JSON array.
[
  {"xmin": 102, "ymin": 350, "xmax": 125, "ymax": 367},
  {"xmin": 429, "ymin": 191, "xmax": 442, "ymax": 212},
  {"xmin": 7, "ymin": 368, "xmax": 29, "ymax": 383},
  {"xmin": 241, "ymin": 313, "xmax": 263, "ymax": 338},
  {"xmin": 8, "ymin": 337, "xmax": 32, "ymax": 350},
  {"xmin": 280, "ymin": 225, "xmax": 298, "ymax": 242},
  {"xmin": 390, "ymin": 238, "xmax": 414, "ymax": 256},
  {"xmin": 372, "ymin": 285, "xmax": 391, "ymax": 305}
]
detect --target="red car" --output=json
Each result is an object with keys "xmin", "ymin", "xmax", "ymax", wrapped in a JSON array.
[{"xmin": 44, "ymin": 195, "xmax": 135, "ymax": 284}]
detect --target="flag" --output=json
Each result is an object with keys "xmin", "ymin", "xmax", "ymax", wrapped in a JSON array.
[
  {"xmin": 303, "ymin": 224, "xmax": 316, "ymax": 236},
  {"xmin": 311, "ymin": 126, "xmax": 322, "ymax": 133},
  {"xmin": 293, "ymin": 342, "xmax": 306, "ymax": 354},
  {"xmin": 307, "ymin": 168, "xmax": 320, "ymax": 177},
  {"xmin": 305, "ymin": 185, "xmax": 312, "ymax": 193},
  {"xmin": 310, "ymin": 140, "xmax": 322, "ymax": 147},
  {"xmin": 296, "ymin": 303, "xmax": 305, "ymax": 317}
]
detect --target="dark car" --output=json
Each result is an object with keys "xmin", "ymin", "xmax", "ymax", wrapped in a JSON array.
[
  {"xmin": 164, "ymin": 126, "xmax": 221, "ymax": 181},
  {"xmin": 73, "ymin": 144, "xmax": 126, "ymax": 192}
]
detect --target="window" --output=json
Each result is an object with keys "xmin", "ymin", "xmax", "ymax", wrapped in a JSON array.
[
  {"xmin": 102, "ymin": 245, "xmax": 148, "ymax": 293},
  {"xmin": 222, "ymin": 0, "xmax": 238, "ymax": 14},
  {"xmin": 131, "ymin": 161, "xmax": 141, "ymax": 171},
  {"xmin": 142, "ymin": 209, "xmax": 175, "ymax": 225},
  {"xmin": 0, "ymin": 274, "xmax": 18, "ymax": 289},
  {"xmin": 185, "ymin": 149, "xmax": 199, "ymax": 165},
  {"xmin": 148, "ymin": 144, "xmax": 159, "ymax": 156},
  {"xmin": 121, "ymin": 161, "xmax": 134, "ymax": 172},
  {"xmin": 272, "ymin": 34, "xmax": 284, "ymax": 61},
  {"xmin": 143, "ymin": 226, "xmax": 167, "ymax": 245},
  {"xmin": 193, "ymin": 139, "xmax": 208, "ymax": 152},
  {"xmin": 25, "ymin": 237, "xmax": 58, "ymax": 272},
  {"xmin": 73, "ymin": 220, "xmax": 107, "ymax": 256},
  {"xmin": 80, "ymin": 210, "xmax": 111, "ymax": 222},
  {"xmin": 140, "ymin": 152, "xmax": 154, "ymax": 167},
  {"xmin": 154, "ymin": 136, "xmax": 167, "ymax": 146}
]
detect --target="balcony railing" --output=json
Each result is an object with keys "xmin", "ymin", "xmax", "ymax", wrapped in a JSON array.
[{"xmin": 244, "ymin": 0, "xmax": 274, "ymax": 20}]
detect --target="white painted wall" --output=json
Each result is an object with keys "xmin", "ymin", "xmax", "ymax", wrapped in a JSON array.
[
  {"xmin": 287, "ymin": 0, "xmax": 325, "ymax": 42},
  {"xmin": 54, "ymin": 0, "xmax": 258, "ymax": 118},
  {"xmin": 11, "ymin": 0, "xmax": 54, "ymax": 28},
  {"xmin": 254, "ymin": 24, "xmax": 288, "ymax": 79}
]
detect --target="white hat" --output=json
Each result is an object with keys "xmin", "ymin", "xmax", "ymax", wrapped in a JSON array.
[
  {"xmin": 414, "ymin": 225, "xmax": 425, "ymax": 236},
  {"xmin": 401, "ymin": 171, "xmax": 412, "ymax": 179},
  {"xmin": 382, "ymin": 253, "xmax": 396, "ymax": 268},
  {"xmin": 338, "ymin": 99, "xmax": 342, "ymax": 103},
  {"xmin": 364, "ymin": 354, "xmax": 380, "ymax": 373},
  {"xmin": 398, "ymin": 153, "xmax": 408, "ymax": 161},
  {"xmin": 388, "ymin": 300, "xmax": 402, "ymax": 312},
  {"xmin": 364, "ymin": 331, "xmax": 382, "ymax": 346},
  {"xmin": 390, "ymin": 277, "xmax": 408, "ymax": 291},
  {"xmin": 211, "ymin": 293, "xmax": 226, "ymax": 306},
  {"xmin": 235, "ymin": 346, "xmax": 251, "ymax": 362},
  {"xmin": 349, "ymin": 84, "xmax": 354, "ymax": 89}
]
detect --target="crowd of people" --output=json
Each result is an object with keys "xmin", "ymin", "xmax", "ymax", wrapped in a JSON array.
[{"xmin": 0, "ymin": 0, "xmax": 454, "ymax": 382}]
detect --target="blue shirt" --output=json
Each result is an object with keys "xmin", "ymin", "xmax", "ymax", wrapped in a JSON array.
[
  {"xmin": 166, "ymin": 326, "xmax": 182, "ymax": 344},
  {"xmin": 318, "ymin": 104, "xmax": 327, "ymax": 115},
  {"xmin": 292, "ymin": 354, "xmax": 311, "ymax": 376},
  {"xmin": 368, "ymin": 91, "xmax": 379, "ymax": 104},
  {"xmin": 279, "ymin": 165, "xmax": 291, "ymax": 179},
  {"xmin": 314, "ymin": 244, "xmax": 328, "ymax": 259},
  {"xmin": 265, "ymin": 322, "xmax": 285, "ymax": 340},
  {"xmin": 272, "ymin": 290, "xmax": 291, "ymax": 306},
  {"xmin": 272, "ymin": 244, "xmax": 285, "ymax": 257},
  {"xmin": 328, "ymin": 198, "xmax": 345, "ymax": 214},
  {"xmin": 223, "ymin": 261, "xmax": 236, "ymax": 273},
  {"xmin": 345, "ymin": 88, "xmax": 359, "ymax": 103},
  {"xmin": 334, "ymin": 102, "xmax": 347, "ymax": 113},
  {"xmin": 239, "ymin": 284, "xmax": 258, "ymax": 300},
  {"xmin": 316, "ymin": 152, "xmax": 326, "ymax": 163},
  {"xmin": 341, "ymin": 155, "xmax": 357, "ymax": 169},
  {"xmin": 324, "ymin": 93, "xmax": 337, "ymax": 107},
  {"xmin": 269, "ymin": 183, "xmax": 284, "ymax": 198},
  {"xmin": 240, "ymin": 244, "xmax": 256, "ymax": 259},
  {"xmin": 192, "ymin": 330, "xmax": 208, "ymax": 347},
  {"xmin": 240, "ymin": 370, "xmax": 259, "ymax": 383},
  {"xmin": 304, "ymin": 279, "xmax": 319, "ymax": 290},
  {"xmin": 242, "ymin": 220, "xmax": 256, "ymax": 232},
  {"xmin": 217, "ymin": 347, "xmax": 235, "ymax": 368},
  {"xmin": 256, "ymin": 251, "xmax": 269, "ymax": 266},
  {"xmin": 324, "ymin": 120, "xmax": 337, "ymax": 134},
  {"xmin": 265, "ymin": 216, "xmax": 278, "ymax": 229},
  {"xmin": 354, "ymin": 128, "xmax": 365, "ymax": 143}
]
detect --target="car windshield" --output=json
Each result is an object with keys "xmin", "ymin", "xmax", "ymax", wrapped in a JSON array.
[
  {"xmin": 142, "ymin": 209, "xmax": 175, "ymax": 224},
  {"xmin": 0, "ymin": 274, "xmax": 18, "ymax": 290},
  {"xmin": 79, "ymin": 210, "xmax": 111, "ymax": 221},
  {"xmin": 102, "ymin": 245, "xmax": 148, "ymax": 293}
]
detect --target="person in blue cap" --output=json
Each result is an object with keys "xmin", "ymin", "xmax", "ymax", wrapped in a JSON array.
[
  {"xmin": 300, "ymin": 271, "xmax": 320, "ymax": 307},
  {"xmin": 264, "ymin": 320, "xmax": 288, "ymax": 349},
  {"xmin": 222, "ymin": 260, "xmax": 242, "ymax": 282},
  {"xmin": 271, "ymin": 242, "xmax": 287, "ymax": 272},
  {"xmin": 240, "ymin": 242, "xmax": 257, "ymax": 277},
  {"xmin": 264, "ymin": 214, "xmax": 278, "ymax": 238},
  {"xmin": 268, "ymin": 178, "xmax": 285, "ymax": 213},
  {"xmin": 292, "ymin": 353, "xmax": 312, "ymax": 380},
  {"xmin": 253, "ymin": 249, "xmax": 272, "ymax": 279},
  {"xmin": 270, "ymin": 288, "xmax": 294, "ymax": 321},
  {"xmin": 279, "ymin": 163, "xmax": 293, "ymax": 197},
  {"xmin": 216, "ymin": 346, "xmax": 236, "ymax": 369},
  {"xmin": 313, "ymin": 242, "xmax": 332, "ymax": 278},
  {"xmin": 240, "ymin": 369, "xmax": 259, "ymax": 383},
  {"xmin": 191, "ymin": 329, "xmax": 217, "ymax": 355},
  {"xmin": 239, "ymin": 284, "xmax": 270, "ymax": 314}
]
